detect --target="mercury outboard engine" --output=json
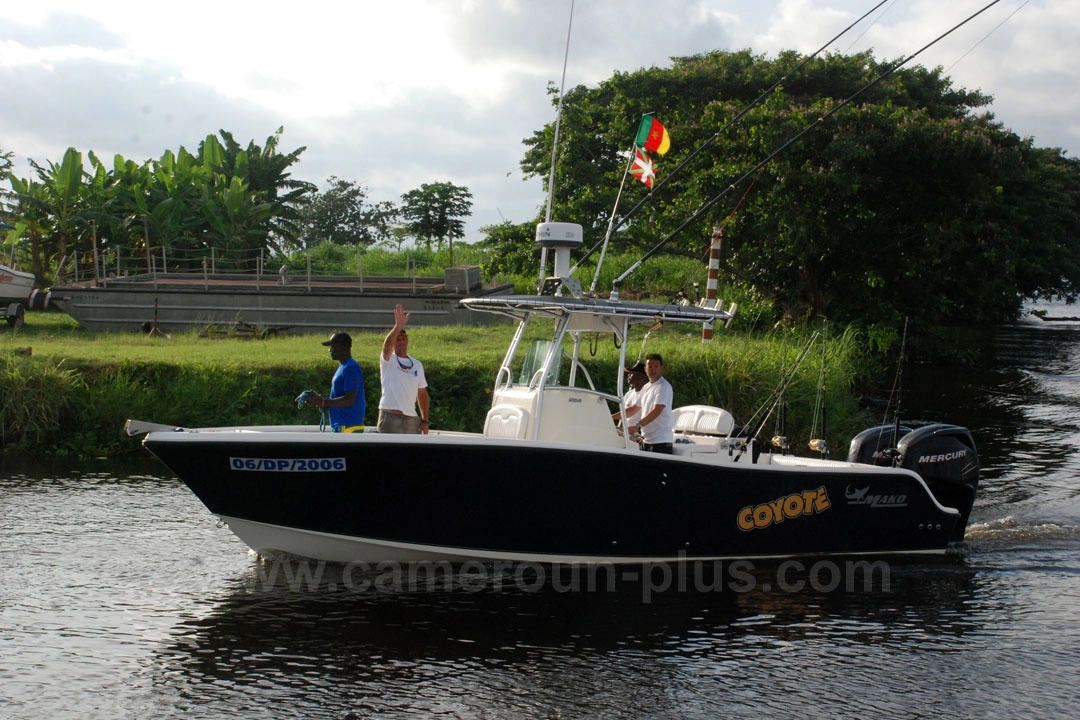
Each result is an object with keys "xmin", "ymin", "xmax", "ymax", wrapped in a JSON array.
[
  {"xmin": 851, "ymin": 424, "xmax": 979, "ymax": 542},
  {"xmin": 897, "ymin": 424, "xmax": 979, "ymax": 541},
  {"xmin": 848, "ymin": 424, "xmax": 913, "ymax": 466}
]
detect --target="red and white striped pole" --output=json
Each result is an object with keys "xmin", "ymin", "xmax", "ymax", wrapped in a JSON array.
[{"xmin": 702, "ymin": 227, "xmax": 723, "ymax": 344}]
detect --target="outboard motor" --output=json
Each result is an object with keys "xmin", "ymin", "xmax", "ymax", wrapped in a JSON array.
[
  {"xmin": 847, "ymin": 425, "xmax": 913, "ymax": 466},
  {"xmin": 897, "ymin": 424, "xmax": 980, "ymax": 542}
]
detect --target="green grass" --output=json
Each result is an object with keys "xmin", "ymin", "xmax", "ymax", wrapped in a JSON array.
[
  {"xmin": 1, "ymin": 309, "xmax": 510, "ymax": 366},
  {"xmin": 1, "ymin": 309, "xmax": 877, "ymax": 460}
]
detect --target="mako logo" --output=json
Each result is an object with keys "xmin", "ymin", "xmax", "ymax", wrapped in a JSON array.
[
  {"xmin": 737, "ymin": 486, "xmax": 831, "ymax": 532},
  {"xmin": 845, "ymin": 485, "xmax": 908, "ymax": 508}
]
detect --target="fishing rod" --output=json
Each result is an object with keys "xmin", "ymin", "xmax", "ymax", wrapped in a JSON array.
[
  {"xmin": 733, "ymin": 330, "xmax": 820, "ymax": 461},
  {"xmin": 809, "ymin": 319, "xmax": 829, "ymax": 457},
  {"xmin": 771, "ymin": 333, "xmax": 791, "ymax": 453},
  {"xmin": 887, "ymin": 316, "xmax": 910, "ymax": 465},
  {"xmin": 573, "ymin": 0, "xmax": 895, "ymax": 282},
  {"xmin": 609, "ymin": 0, "xmax": 1006, "ymax": 298}
]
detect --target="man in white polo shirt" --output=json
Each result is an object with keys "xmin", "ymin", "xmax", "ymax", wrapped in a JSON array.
[
  {"xmin": 630, "ymin": 353, "xmax": 673, "ymax": 453},
  {"xmin": 378, "ymin": 303, "xmax": 430, "ymax": 434}
]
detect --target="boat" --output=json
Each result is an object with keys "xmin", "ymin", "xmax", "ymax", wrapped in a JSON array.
[
  {"xmin": 127, "ymin": 226, "xmax": 980, "ymax": 565},
  {"xmin": 49, "ymin": 263, "xmax": 514, "ymax": 334},
  {"xmin": 1, "ymin": 261, "xmax": 35, "ymax": 328}
]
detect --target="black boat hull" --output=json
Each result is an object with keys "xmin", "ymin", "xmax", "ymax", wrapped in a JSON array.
[{"xmin": 144, "ymin": 430, "xmax": 966, "ymax": 563}]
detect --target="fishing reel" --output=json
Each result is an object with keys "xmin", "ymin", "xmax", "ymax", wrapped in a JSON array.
[
  {"xmin": 771, "ymin": 435, "xmax": 791, "ymax": 453},
  {"xmin": 809, "ymin": 438, "xmax": 829, "ymax": 455},
  {"xmin": 880, "ymin": 446, "xmax": 902, "ymax": 465}
]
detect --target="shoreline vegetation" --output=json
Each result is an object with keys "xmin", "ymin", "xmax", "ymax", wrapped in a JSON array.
[{"xmin": 1, "ymin": 310, "xmax": 878, "ymax": 461}]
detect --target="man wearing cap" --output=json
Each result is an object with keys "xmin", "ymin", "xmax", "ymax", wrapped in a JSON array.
[
  {"xmin": 378, "ymin": 303, "xmax": 430, "ymax": 434},
  {"xmin": 305, "ymin": 332, "xmax": 366, "ymax": 432},
  {"xmin": 612, "ymin": 361, "xmax": 648, "ymax": 435}
]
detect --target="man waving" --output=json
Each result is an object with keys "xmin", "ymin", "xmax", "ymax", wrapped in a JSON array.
[{"xmin": 377, "ymin": 304, "xmax": 431, "ymax": 434}]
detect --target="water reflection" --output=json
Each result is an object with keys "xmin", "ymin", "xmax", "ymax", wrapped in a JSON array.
[
  {"xmin": 901, "ymin": 316, "xmax": 1080, "ymax": 528},
  {"xmin": 147, "ymin": 557, "xmax": 1002, "ymax": 718}
]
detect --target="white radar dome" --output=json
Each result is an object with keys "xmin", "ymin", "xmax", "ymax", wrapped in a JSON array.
[{"xmin": 535, "ymin": 222, "xmax": 583, "ymax": 249}]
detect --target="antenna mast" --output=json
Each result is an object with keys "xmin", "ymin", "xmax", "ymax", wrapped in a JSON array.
[{"xmin": 538, "ymin": 0, "xmax": 575, "ymax": 289}]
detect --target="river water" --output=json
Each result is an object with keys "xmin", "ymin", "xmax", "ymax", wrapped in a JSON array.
[{"xmin": 3, "ymin": 309, "xmax": 1079, "ymax": 719}]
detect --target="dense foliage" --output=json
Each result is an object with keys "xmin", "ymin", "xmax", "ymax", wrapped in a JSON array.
[
  {"xmin": 519, "ymin": 50, "xmax": 1080, "ymax": 328},
  {"xmin": 1, "ymin": 132, "xmax": 475, "ymax": 284},
  {"xmin": 2, "ymin": 129, "xmax": 316, "ymax": 283},
  {"xmin": 399, "ymin": 181, "xmax": 474, "ymax": 266},
  {"xmin": 298, "ymin": 175, "xmax": 399, "ymax": 250}
]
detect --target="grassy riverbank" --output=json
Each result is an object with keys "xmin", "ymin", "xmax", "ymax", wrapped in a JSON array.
[{"xmin": 1, "ymin": 310, "xmax": 878, "ymax": 459}]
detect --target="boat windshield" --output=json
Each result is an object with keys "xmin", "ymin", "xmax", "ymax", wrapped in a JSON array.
[
  {"xmin": 517, "ymin": 340, "xmax": 560, "ymax": 386},
  {"xmin": 501, "ymin": 312, "xmax": 620, "ymax": 397}
]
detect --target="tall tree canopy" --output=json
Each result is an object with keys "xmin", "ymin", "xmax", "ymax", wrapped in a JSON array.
[
  {"xmin": 520, "ymin": 49, "xmax": 1080, "ymax": 327},
  {"xmin": 400, "ymin": 181, "xmax": 473, "ymax": 265},
  {"xmin": 299, "ymin": 176, "xmax": 399, "ymax": 250}
]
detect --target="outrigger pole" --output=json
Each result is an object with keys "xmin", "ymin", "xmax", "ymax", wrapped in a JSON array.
[
  {"xmin": 573, "ymin": 0, "xmax": 894, "ymax": 286},
  {"xmin": 609, "ymin": 0, "xmax": 1005, "ymax": 299}
]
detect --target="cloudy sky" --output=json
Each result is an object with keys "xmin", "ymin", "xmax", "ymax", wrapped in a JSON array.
[{"xmin": 1, "ymin": 0, "xmax": 1075, "ymax": 241}]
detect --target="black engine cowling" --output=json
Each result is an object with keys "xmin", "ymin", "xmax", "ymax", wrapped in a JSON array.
[
  {"xmin": 849, "ymin": 423, "xmax": 979, "ymax": 542},
  {"xmin": 847, "ymin": 425, "xmax": 913, "ymax": 466}
]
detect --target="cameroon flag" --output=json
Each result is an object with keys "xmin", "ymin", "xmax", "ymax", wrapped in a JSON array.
[{"xmin": 635, "ymin": 114, "xmax": 671, "ymax": 155}]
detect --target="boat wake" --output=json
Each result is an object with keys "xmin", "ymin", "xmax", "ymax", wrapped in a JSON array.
[
  {"xmin": 966, "ymin": 515, "xmax": 1080, "ymax": 545},
  {"xmin": 1023, "ymin": 371, "xmax": 1080, "ymax": 381}
]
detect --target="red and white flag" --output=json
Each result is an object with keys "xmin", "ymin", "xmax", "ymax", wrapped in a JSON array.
[{"xmin": 630, "ymin": 147, "xmax": 656, "ymax": 188}]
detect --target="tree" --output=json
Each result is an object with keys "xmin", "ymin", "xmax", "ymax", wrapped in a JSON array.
[
  {"xmin": 477, "ymin": 220, "xmax": 537, "ymax": 277},
  {"xmin": 519, "ymin": 49, "xmax": 1080, "ymax": 328},
  {"xmin": 2, "ymin": 129, "xmax": 316, "ymax": 279},
  {"xmin": 211, "ymin": 128, "xmax": 317, "ymax": 253},
  {"xmin": 361, "ymin": 200, "xmax": 401, "ymax": 248},
  {"xmin": 299, "ymin": 177, "xmax": 399, "ymax": 250},
  {"xmin": 28, "ymin": 148, "xmax": 88, "ymax": 283},
  {"xmin": 4, "ymin": 175, "xmax": 51, "ymax": 279},
  {"xmin": 400, "ymin": 181, "xmax": 473, "ymax": 266}
]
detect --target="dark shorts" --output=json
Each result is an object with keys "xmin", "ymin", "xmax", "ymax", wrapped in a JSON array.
[{"xmin": 641, "ymin": 442, "xmax": 673, "ymax": 454}]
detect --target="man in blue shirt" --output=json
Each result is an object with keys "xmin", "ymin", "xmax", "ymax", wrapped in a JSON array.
[{"xmin": 305, "ymin": 332, "xmax": 366, "ymax": 432}]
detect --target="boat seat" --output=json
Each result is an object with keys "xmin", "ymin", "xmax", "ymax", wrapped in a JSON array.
[
  {"xmin": 672, "ymin": 405, "xmax": 736, "ymax": 437},
  {"xmin": 483, "ymin": 404, "xmax": 530, "ymax": 439}
]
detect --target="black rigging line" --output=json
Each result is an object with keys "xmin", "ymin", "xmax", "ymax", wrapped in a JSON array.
[
  {"xmin": 842, "ymin": 0, "xmax": 901, "ymax": 54},
  {"xmin": 945, "ymin": 0, "xmax": 1030, "ymax": 74},
  {"xmin": 610, "ymin": 0, "xmax": 1005, "ymax": 296}
]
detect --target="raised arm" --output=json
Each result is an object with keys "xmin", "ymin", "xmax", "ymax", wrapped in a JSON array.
[{"xmin": 382, "ymin": 304, "xmax": 410, "ymax": 360}]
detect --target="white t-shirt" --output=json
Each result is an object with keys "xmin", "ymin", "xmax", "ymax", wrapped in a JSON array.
[
  {"xmin": 379, "ymin": 353, "xmax": 427, "ymax": 415},
  {"xmin": 621, "ymin": 386, "xmax": 642, "ymax": 426},
  {"xmin": 637, "ymin": 376, "xmax": 673, "ymax": 444}
]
